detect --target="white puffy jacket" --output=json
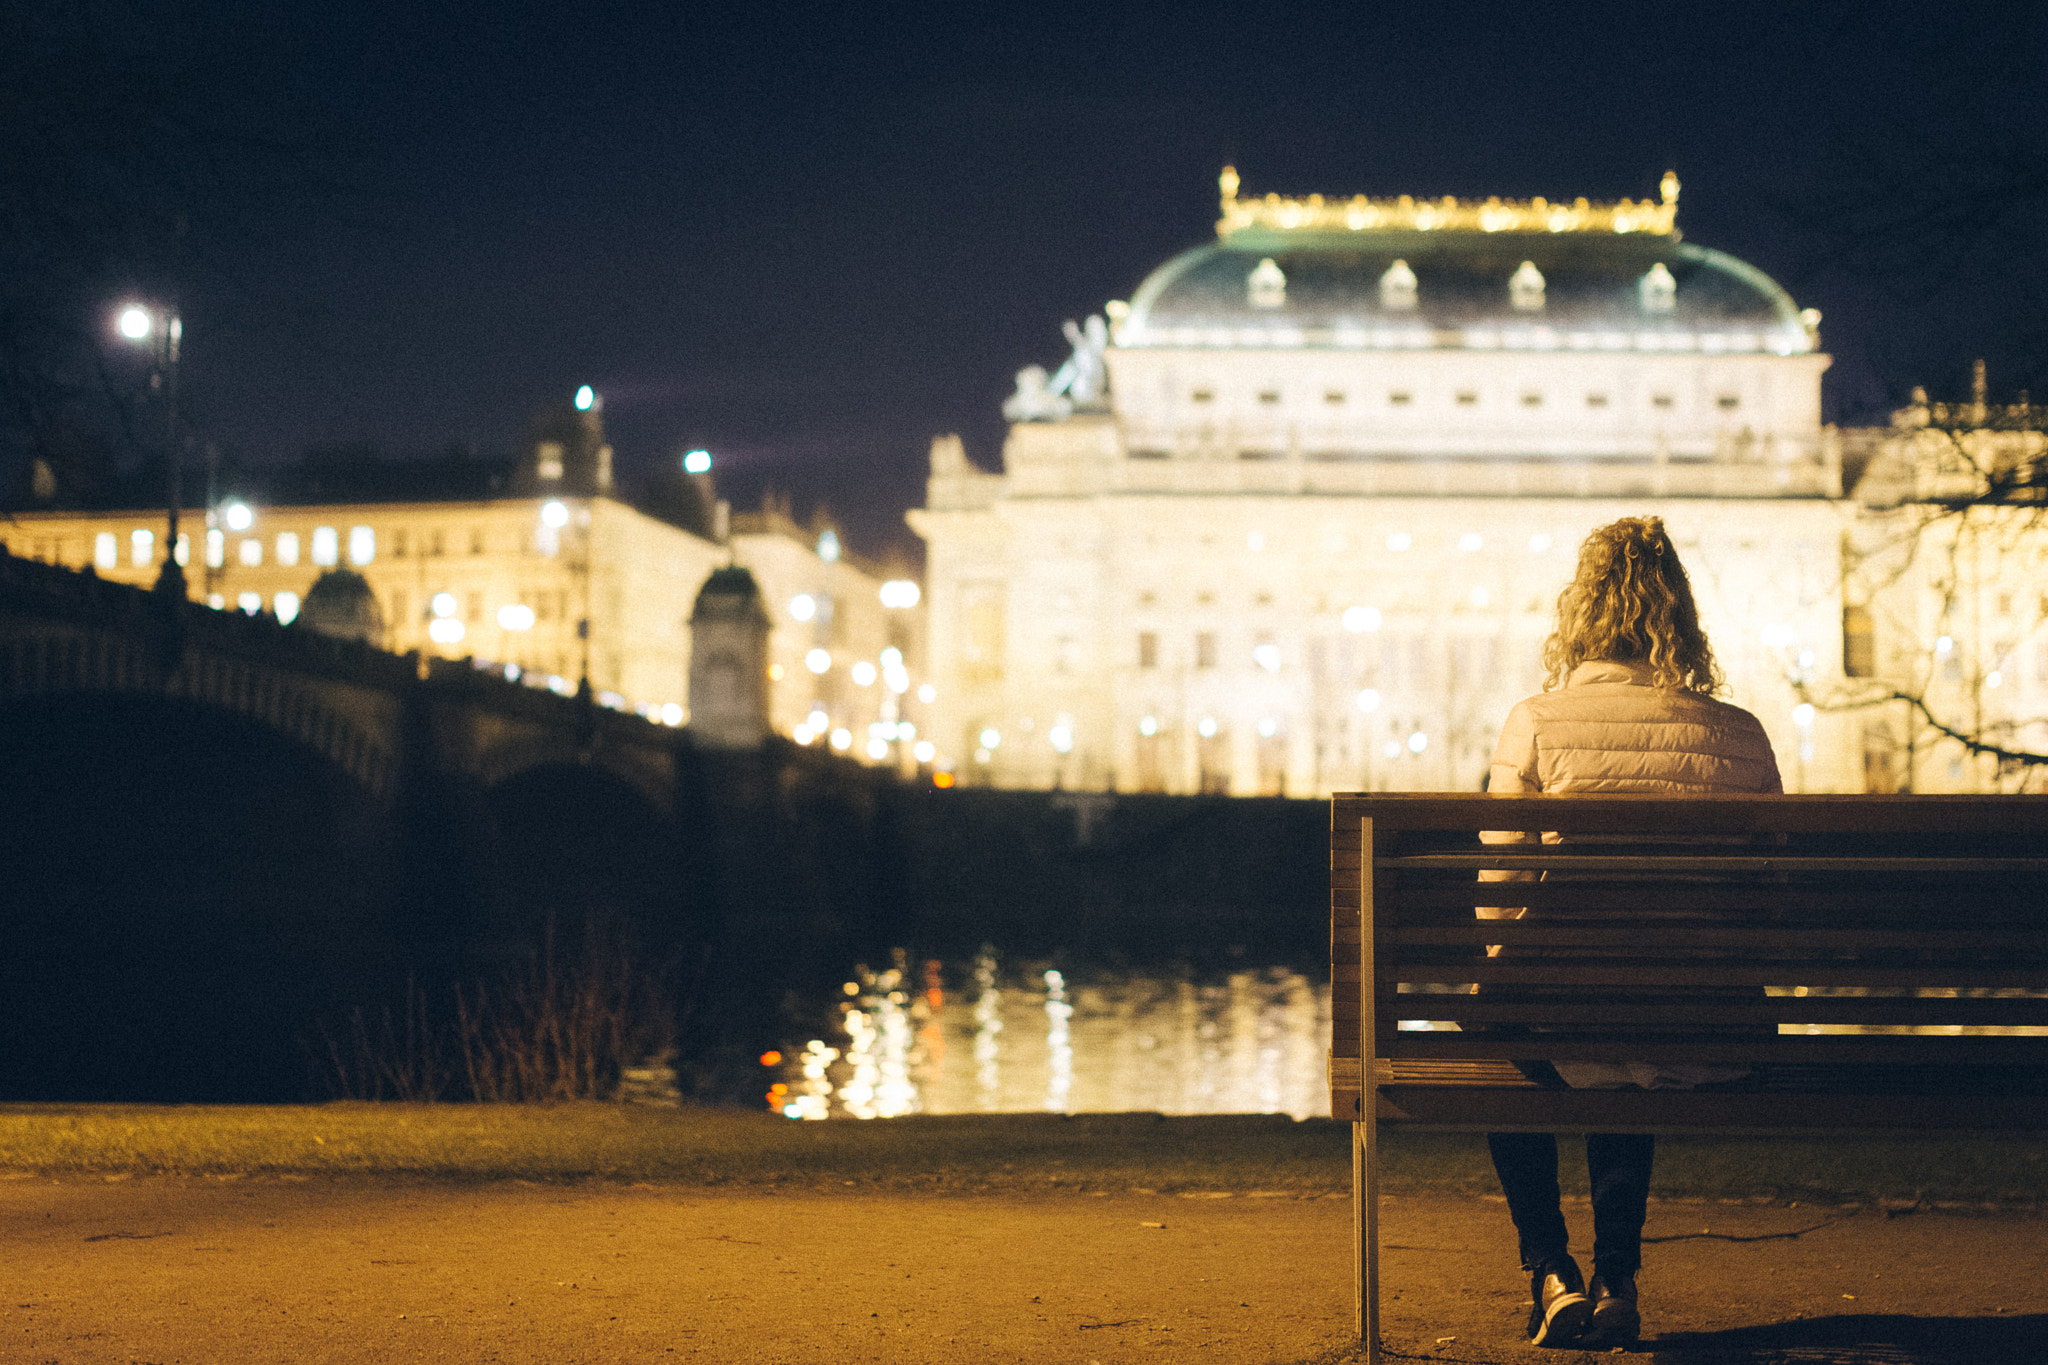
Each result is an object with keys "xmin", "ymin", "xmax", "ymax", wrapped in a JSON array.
[
  {"xmin": 1480, "ymin": 658, "xmax": 1783, "ymax": 1089},
  {"xmin": 1488, "ymin": 659, "xmax": 1782, "ymax": 796}
]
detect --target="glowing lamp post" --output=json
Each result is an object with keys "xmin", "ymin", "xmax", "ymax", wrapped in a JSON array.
[{"xmin": 115, "ymin": 302, "xmax": 185, "ymax": 595}]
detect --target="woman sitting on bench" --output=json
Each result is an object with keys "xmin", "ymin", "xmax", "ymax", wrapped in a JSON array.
[{"xmin": 1481, "ymin": 516, "xmax": 1781, "ymax": 1348}]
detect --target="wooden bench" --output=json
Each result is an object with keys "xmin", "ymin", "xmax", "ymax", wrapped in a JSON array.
[{"xmin": 1329, "ymin": 793, "xmax": 2048, "ymax": 1360}]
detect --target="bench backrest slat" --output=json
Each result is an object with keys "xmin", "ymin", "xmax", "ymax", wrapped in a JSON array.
[{"xmin": 1329, "ymin": 793, "xmax": 2048, "ymax": 1122}]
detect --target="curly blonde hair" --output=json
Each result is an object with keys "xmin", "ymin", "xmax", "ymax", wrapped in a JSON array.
[{"xmin": 1542, "ymin": 517, "xmax": 1723, "ymax": 694}]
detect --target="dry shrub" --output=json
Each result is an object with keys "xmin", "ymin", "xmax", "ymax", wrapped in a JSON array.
[{"xmin": 321, "ymin": 926, "xmax": 673, "ymax": 1103}]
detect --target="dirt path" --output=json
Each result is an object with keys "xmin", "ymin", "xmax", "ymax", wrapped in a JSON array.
[{"xmin": 4, "ymin": 1177, "xmax": 2044, "ymax": 1363}]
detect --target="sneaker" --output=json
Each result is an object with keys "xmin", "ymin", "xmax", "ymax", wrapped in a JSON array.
[
  {"xmin": 1586, "ymin": 1273, "xmax": 1640, "ymax": 1346},
  {"xmin": 1525, "ymin": 1257, "xmax": 1593, "ymax": 1348}
]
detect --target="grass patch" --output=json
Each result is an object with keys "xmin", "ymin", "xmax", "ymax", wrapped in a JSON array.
[{"xmin": 1, "ymin": 1105, "xmax": 2043, "ymax": 1206}]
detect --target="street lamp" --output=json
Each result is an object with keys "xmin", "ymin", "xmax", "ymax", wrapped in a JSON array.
[{"xmin": 115, "ymin": 301, "xmax": 185, "ymax": 596}]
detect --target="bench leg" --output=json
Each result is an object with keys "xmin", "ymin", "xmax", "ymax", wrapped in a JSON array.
[{"xmin": 1355, "ymin": 1115, "xmax": 1380, "ymax": 1362}]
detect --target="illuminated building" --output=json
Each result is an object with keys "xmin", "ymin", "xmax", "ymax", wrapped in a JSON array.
[
  {"xmin": 1839, "ymin": 369, "xmax": 2048, "ymax": 793},
  {"xmin": 913, "ymin": 169, "xmax": 1875, "ymax": 793},
  {"xmin": 3, "ymin": 398, "xmax": 927, "ymax": 757}
]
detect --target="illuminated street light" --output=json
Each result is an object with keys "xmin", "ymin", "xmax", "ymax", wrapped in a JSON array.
[
  {"xmin": 431, "ymin": 592, "xmax": 459, "ymax": 618},
  {"xmin": 575, "ymin": 385, "xmax": 596, "ymax": 411},
  {"xmin": 223, "ymin": 501, "xmax": 254, "ymax": 532},
  {"xmin": 1356, "ymin": 688, "xmax": 1381, "ymax": 712},
  {"xmin": 851, "ymin": 660, "xmax": 877, "ymax": 686},
  {"xmin": 114, "ymin": 300, "xmax": 185, "ymax": 595},
  {"xmin": 806, "ymin": 648, "xmax": 831, "ymax": 674},
  {"xmin": 789, "ymin": 593, "xmax": 817, "ymax": 622},
  {"xmin": 498, "ymin": 603, "xmax": 536, "ymax": 630},
  {"xmin": 880, "ymin": 579, "xmax": 920, "ymax": 608},
  {"xmin": 541, "ymin": 500, "xmax": 570, "ymax": 529},
  {"xmin": 683, "ymin": 449, "xmax": 712, "ymax": 474}
]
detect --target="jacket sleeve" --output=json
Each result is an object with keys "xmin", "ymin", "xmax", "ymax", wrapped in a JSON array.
[
  {"xmin": 1487, "ymin": 699, "xmax": 1540, "ymax": 795},
  {"xmin": 1479, "ymin": 702, "xmax": 1538, "ymax": 926}
]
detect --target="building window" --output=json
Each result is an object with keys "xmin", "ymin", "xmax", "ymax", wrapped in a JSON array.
[
  {"xmin": 391, "ymin": 528, "xmax": 408, "ymax": 557},
  {"xmin": 1652, "ymin": 393, "xmax": 1675, "ymax": 410},
  {"xmin": 349, "ymin": 526, "xmax": 376, "ymax": 566},
  {"xmin": 276, "ymin": 532, "xmax": 300, "ymax": 566},
  {"xmin": 131, "ymin": 528, "xmax": 153, "ymax": 566},
  {"xmin": 1521, "ymin": 392, "xmax": 1543, "ymax": 408},
  {"xmin": 428, "ymin": 528, "xmax": 445, "ymax": 556},
  {"xmin": 1246, "ymin": 257, "xmax": 1287, "ymax": 308},
  {"xmin": 1509, "ymin": 260, "xmax": 1546, "ymax": 311},
  {"xmin": 1717, "ymin": 393, "xmax": 1741, "ymax": 410},
  {"xmin": 1389, "ymin": 391, "xmax": 1412, "ymax": 406},
  {"xmin": 239, "ymin": 538, "xmax": 262, "ymax": 567},
  {"xmin": 1191, "ymin": 389, "xmax": 1214, "ymax": 404},
  {"xmin": 312, "ymin": 526, "xmax": 339, "ymax": 567},
  {"xmin": 95, "ymin": 532, "xmax": 118, "ymax": 570},
  {"xmin": 1195, "ymin": 631, "xmax": 1218, "ymax": 669},
  {"xmin": 1842, "ymin": 606, "xmax": 1875, "ymax": 678},
  {"xmin": 1257, "ymin": 389, "xmax": 1281, "ymax": 405},
  {"xmin": 1325, "ymin": 390, "xmax": 1346, "ymax": 405},
  {"xmin": 471, "ymin": 528, "xmax": 486, "ymax": 554},
  {"xmin": 1455, "ymin": 390, "xmax": 1479, "ymax": 406},
  {"xmin": 1639, "ymin": 262, "xmax": 1677, "ymax": 313},
  {"xmin": 1138, "ymin": 631, "xmax": 1158, "ymax": 669},
  {"xmin": 1380, "ymin": 258, "xmax": 1418, "ymax": 311},
  {"xmin": 1586, "ymin": 392, "xmax": 1610, "ymax": 408}
]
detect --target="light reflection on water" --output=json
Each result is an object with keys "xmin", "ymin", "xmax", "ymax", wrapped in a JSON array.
[{"xmin": 780, "ymin": 948, "xmax": 1330, "ymax": 1120}]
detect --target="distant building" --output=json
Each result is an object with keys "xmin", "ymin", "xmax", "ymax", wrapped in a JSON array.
[
  {"xmin": 1838, "ymin": 367, "xmax": 2048, "ymax": 792},
  {"xmin": 913, "ymin": 169, "xmax": 1877, "ymax": 793},
  {"xmin": 3, "ymin": 398, "xmax": 929, "ymax": 759}
]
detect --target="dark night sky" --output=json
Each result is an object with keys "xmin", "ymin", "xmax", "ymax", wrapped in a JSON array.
[{"xmin": 58, "ymin": 0, "xmax": 2048, "ymax": 561}]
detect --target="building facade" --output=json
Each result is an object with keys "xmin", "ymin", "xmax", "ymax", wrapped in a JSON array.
[
  {"xmin": 1838, "ymin": 373, "xmax": 2048, "ymax": 793},
  {"xmin": 913, "ymin": 170, "xmax": 1876, "ymax": 793},
  {"xmin": 4, "ymin": 406, "xmax": 929, "ymax": 760}
]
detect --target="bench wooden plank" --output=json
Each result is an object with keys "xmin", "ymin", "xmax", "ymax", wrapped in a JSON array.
[
  {"xmin": 1381, "ymin": 853, "xmax": 2048, "ymax": 874},
  {"xmin": 1375, "ymin": 1088, "xmax": 2048, "ymax": 1130}
]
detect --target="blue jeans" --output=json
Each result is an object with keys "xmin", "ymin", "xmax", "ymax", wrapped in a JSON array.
[{"xmin": 1486, "ymin": 1132, "xmax": 1653, "ymax": 1281}]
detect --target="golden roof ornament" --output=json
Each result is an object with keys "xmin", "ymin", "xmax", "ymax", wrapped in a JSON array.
[{"xmin": 1215, "ymin": 166, "xmax": 1682, "ymax": 239}]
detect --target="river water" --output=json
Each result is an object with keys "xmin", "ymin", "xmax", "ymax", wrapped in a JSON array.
[{"xmin": 772, "ymin": 950, "xmax": 1331, "ymax": 1120}]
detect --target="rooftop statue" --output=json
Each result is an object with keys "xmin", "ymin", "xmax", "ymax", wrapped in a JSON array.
[
  {"xmin": 1003, "ymin": 314, "xmax": 1110, "ymax": 422},
  {"xmin": 1001, "ymin": 364, "xmax": 1070, "ymax": 423}
]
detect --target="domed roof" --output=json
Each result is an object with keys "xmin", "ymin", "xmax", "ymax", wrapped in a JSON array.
[
  {"xmin": 1114, "ymin": 174, "xmax": 1815, "ymax": 357},
  {"xmin": 296, "ymin": 569, "xmax": 385, "ymax": 646},
  {"xmin": 691, "ymin": 564, "xmax": 768, "ymax": 624}
]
